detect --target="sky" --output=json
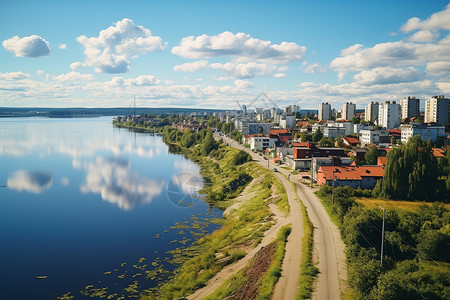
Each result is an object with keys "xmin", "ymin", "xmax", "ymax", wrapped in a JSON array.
[{"xmin": 1, "ymin": 0, "xmax": 450, "ymax": 110}]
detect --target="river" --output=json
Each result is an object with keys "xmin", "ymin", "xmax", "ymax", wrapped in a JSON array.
[{"xmin": 0, "ymin": 117, "xmax": 221, "ymax": 299}]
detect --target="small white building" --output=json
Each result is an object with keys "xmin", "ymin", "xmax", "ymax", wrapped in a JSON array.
[
  {"xmin": 354, "ymin": 123, "xmax": 374, "ymax": 135},
  {"xmin": 249, "ymin": 136, "xmax": 276, "ymax": 151},
  {"xmin": 280, "ymin": 115, "xmax": 296, "ymax": 129},
  {"xmin": 327, "ymin": 121, "xmax": 354, "ymax": 136},
  {"xmin": 400, "ymin": 123, "xmax": 446, "ymax": 143},
  {"xmin": 360, "ymin": 129, "xmax": 390, "ymax": 146},
  {"xmin": 323, "ymin": 127, "xmax": 346, "ymax": 139}
]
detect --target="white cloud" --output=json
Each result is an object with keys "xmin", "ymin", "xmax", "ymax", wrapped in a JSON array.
[
  {"xmin": 3, "ymin": 35, "xmax": 50, "ymax": 57},
  {"xmin": 76, "ymin": 18, "xmax": 165, "ymax": 74},
  {"xmin": 407, "ymin": 30, "xmax": 439, "ymax": 42},
  {"xmin": 210, "ymin": 62, "xmax": 276, "ymax": 79},
  {"xmin": 173, "ymin": 60, "xmax": 209, "ymax": 72},
  {"xmin": 7, "ymin": 170, "xmax": 53, "ymax": 193},
  {"xmin": 172, "ymin": 31, "xmax": 306, "ymax": 63},
  {"xmin": 234, "ymin": 79, "xmax": 253, "ymax": 89},
  {"xmin": 274, "ymin": 73, "xmax": 287, "ymax": 78},
  {"xmin": 127, "ymin": 75, "xmax": 160, "ymax": 86},
  {"xmin": 70, "ymin": 61, "xmax": 85, "ymax": 70},
  {"xmin": 80, "ymin": 157, "xmax": 164, "ymax": 210},
  {"xmin": 401, "ymin": 4, "xmax": 450, "ymax": 32},
  {"xmin": 437, "ymin": 82, "xmax": 450, "ymax": 93},
  {"xmin": 426, "ymin": 61, "xmax": 450, "ymax": 75},
  {"xmin": 303, "ymin": 62, "xmax": 327, "ymax": 74},
  {"xmin": 53, "ymin": 71, "xmax": 94, "ymax": 82},
  {"xmin": 58, "ymin": 44, "xmax": 67, "ymax": 50},
  {"xmin": 353, "ymin": 67, "xmax": 423, "ymax": 85},
  {"xmin": 61, "ymin": 177, "xmax": 69, "ymax": 186},
  {"xmin": 0, "ymin": 72, "xmax": 29, "ymax": 80}
]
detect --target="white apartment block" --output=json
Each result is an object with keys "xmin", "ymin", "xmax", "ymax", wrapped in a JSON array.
[
  {"xmin": 280, "ymin": 115, "xmax": 296, "ymax": 129},
  {"xmin": 342, "ymin": 102, "xmax": 356, "ymax": 120},
  {"xmin": 360, "ymin": 129, "xmax": 390, "ymax": 146},
  {"xmin": 400, "ymin": 123, "xmax": 446, "ymax": 143},
  {"xmin": 400, "ymin": 96, "xmax": 420, "ymax": 120},
  {"xmin": 249, "ymin": 136, "xmax": 275, "ymax": 151},
  {"xmin": 424, "ymin": 95, "xmax": 449, "ymax": 125},
  {"xmin": 378, "ymin": 101, "xmax": 401, "ymax": 129},
  {"xmin": 318, "ymin": 102, "xmax": 332, "ymax": 121},
  {"xmin": 365, "ymin": 102, "xmax": 379, "ymax": 123},
  {"xmin": 354, "ymin": 123, "xmax": 374, "ymax": 135},
  {"xmin": 323, "ymin": 127, "xmax": 346, "ymax": 139},
  {"xmin": 326, "ymin": 121, "xmax": 354, "ymax": 136}
]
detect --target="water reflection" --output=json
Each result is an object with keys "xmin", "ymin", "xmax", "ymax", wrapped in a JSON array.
[
  {"xmin": 7, "ymin": 170, "xmax": 53, "ymax": 193},
  {"xmin": 167, "ymin": 173, "xmax": 204, "ymax": 207},
  {"xmin": 80, "ymin": 157, "xmax": 165, "ymax": 210}
]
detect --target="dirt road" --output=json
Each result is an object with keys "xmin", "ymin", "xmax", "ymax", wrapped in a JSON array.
[{"xmin": 220, "ymin": 135, "xmax": 348, "ymax": 300}]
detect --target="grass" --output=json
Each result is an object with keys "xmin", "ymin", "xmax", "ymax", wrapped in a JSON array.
[
  {"xmin": 205, "ymin": 224, "xmax": 292, "ymax": 300},
  {"xmin": 355, "ymin": 197, "xmax": 450, "ymax": 212},
  {"xmin": 290, "ymin": 182, "xmax": 319, "ymax": 299}
]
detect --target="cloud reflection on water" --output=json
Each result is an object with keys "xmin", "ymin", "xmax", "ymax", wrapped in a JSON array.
[
  {"xmin": 80, "ymin": 157, "xmax": 165, "ymax": 210},
  {"xmin": 7, "ymin": 170, "xmax": 53, "ymax": 193}
]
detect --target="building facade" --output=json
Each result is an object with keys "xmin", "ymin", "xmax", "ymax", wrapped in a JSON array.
[
  {"xmin": 401, "ymin": 96, "xmax": 420, "ymax": 120},
  {"xmin": 318, "ymin": 102, "xmax": 332, "ymax": 121},
  {"xmin": 424, "ymin": 95, "xmax": 449, "ymax": 125},
  {"xmin": 400, "ymin": 123, "xmax": 446, "ymax": 143},
  {"xmin": 342, "ymin": 102, "xmax": 356, "ymax": 120},
  {"xmin": 360, "ymin": 129, "xmax": 390, "ymax": 146},
  {"xmin": 378, "ymin": 101, "xmax": 401, "ymax": 129},
  {"xmin": 365, "ymin": 102, "xmax": 379, "ymax": 123}
]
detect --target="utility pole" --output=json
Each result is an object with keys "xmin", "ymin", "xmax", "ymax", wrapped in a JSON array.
[
  {"xmin": 332, "ymin": 170, "xmax": 336, "ymax": 206},
  {"xmin": 378, "ymin": 205, "xmax": 386, "ymax": 265}
]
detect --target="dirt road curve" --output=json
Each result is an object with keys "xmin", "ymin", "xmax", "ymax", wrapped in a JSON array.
[{"xmin": 220, "ymin": 134, "xmax": 347, "ymax": 300}]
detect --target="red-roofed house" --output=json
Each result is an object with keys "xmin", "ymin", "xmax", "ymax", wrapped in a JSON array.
[
  {"xmin": 317, "ymin": 165, "xmax": 384, "ymax": 189},
  {"xmin": 339, "ymin": 136, "xmax": 360, "ymax": 147},
  {"xmin": 291, "ymin": 141, "xmax": 310, "ymax": 147},
  {"xmin": 269, "ymin": 129, "xmax": 292, "ymax": 145},
  {"xmin": 377, "ymin": 156, "xmax": 387, "ymax": 167},
  {"xmin": 432, "ymin": 148, "xmax": 446, "ymax": 158}
]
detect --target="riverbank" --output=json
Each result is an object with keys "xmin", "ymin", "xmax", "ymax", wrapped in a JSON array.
[{"xmin": 111, "ymin": 124, "xmax": 292, "ymax": 299}]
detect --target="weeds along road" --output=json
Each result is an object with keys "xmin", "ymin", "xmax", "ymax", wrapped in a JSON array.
[{"xmin": 218, "ymin": 134, "xmax": 347, "ymax": 300}]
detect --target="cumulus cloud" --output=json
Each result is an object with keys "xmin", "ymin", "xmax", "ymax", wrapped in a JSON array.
[
  {"xmin": 58, "ymin": 44, "xmax": 67, "ymax": 50},
  {"xmin": 80, "ymin": 157, "xmax": 165, "ymax": 210},
  {"xmin": 172, "ymin": 31, "xmax": 306, "ymax": 63},
  {"xmin": 353, "ymin": 67, "xmax": 423, "ymax": 85},
  {"xmin": 7, "ymin": 170, "xmax": 53, "ymax": 193},
  {"xmin": 407, "ymin": 30, "xmax": 439, "ymax": 42},
  {"xmin": 0, "ymin": 72, "xmax": 29, "ymax": 80},
  {"xmin": 426, "ymin": 61, "xmax": 450, "ymax": 76},
  {"xmin": 53, "ymin": 71, "xmax": 94, "ymax": 82},
  {"xmin": 274, "ymin": 73, "xmax": 287, "ymax": 78},
  {"xmin": 210, "ymin": 62, "xmax": 276, "ymax": 79},
  {"xmin": 401, "ymin": 3, "xmax": 450, "ymax": 32},
  {"xmin": 76, "ymin": 18, "xmax": 165, "ymax": 74},
  {"xmin": 3, "ymin": 35, "xmax": 50, "ymax": 57},
  {"xmin": 70, "ymin": 62, "xmax": 85, "ymax": 70},
  {"xmin": 234, "ymin": 79, "xmax": 253, "ymax": 89},
  {"xmin": 173, "ymin": 60, "xmax": 209, "ymax": 72}
]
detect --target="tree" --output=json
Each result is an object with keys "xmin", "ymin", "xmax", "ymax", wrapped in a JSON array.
[
  {"xmin": 301, "ymin": 133, "xmax": 308, "ymax": 142},
  {"xmin": 312, "ymin": 128, "xmax": 323, "ymax": 142},
  {"xmin": 319, "ymin": 136, "xmax": 334, "ymax": 147},
  {"xmin": 232, "ymin": 150, "xmax": 251, "ymax": 165},
  {"xmin": 375, "ymin": 135, "xmax": 440, "ymax": 201},
  {"xmin": 203, "ymin": 131, "xmax": 218, "ymax": 155},
  {"xmin": 336, "ymin": 135, "xmax": 344, "ymax": 148},
  {"xmin": 365, "ymin": 147, "xmax": 379, "ymax": 165},
  {"xmin": 352, "ymin": 116, "xmax": 361, "ymax": 124}
]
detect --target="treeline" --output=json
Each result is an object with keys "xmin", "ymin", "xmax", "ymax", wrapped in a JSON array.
[
  {"xmin": 161, "ymin": 127, "xmax": 252, "ymax": 206},
  {"xmin": 317, "ymin": 186, "xmax": 449, "ymax": 299},
  {"xmin": 373, "ymin": 135, "xmax": 450, "ymax": 202}
]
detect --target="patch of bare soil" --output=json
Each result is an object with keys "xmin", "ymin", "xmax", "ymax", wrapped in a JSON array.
[{"xmin": 225, "ymin": 242, "xmax": 276, "ymax": 300}]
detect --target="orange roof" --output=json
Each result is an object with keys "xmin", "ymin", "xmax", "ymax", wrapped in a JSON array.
[
  {"xmin": 343, "ymin": 137, "xmax": 360, "ymax": 144},
  {"xmin": 319, "ymin": 165, "xmax": 384, "ymax": 181},
  {"xmin": 432, "ymin": 148, "xmax": 445, "ymax": 158},
  {"xmin": 377, "ymin": 156, "xmax": 387, "ymax": 166},
  {"xmin": 292, "ymin": 141, "xmax": 309, "ymax": 147},
  {"xmin": 270, "ymin": 129, "xmax": 290, "ymax": 135}
]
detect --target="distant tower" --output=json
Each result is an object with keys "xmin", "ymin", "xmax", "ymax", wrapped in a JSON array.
[
  {"xmin": 342, "ymin": 102, "xmax": 356, "ymax": 120},
  {"xmin": 401, "ymin": 96, "xmax": 420, "ymax": 120},
  {"xmin": 318, "ymin": 102, "xmax": 332, "ymax": 121},
  {"xmin": 365, "ymin": 102, "xmax": 379, "ymax": 123}
]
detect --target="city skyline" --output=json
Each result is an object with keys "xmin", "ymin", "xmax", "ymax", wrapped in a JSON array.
[{"xmin": 1, "ymin": 0, "xmax": 450, "ymax": 109}]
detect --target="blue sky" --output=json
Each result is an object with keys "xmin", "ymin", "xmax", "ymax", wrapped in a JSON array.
[{"xmin": 1, "ymin": 0, "xmax": 449, "ymax": 109}]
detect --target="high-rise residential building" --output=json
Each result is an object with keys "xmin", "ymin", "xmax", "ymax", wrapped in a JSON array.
[
  {"xmin": 342, "ymin": 102, "xmax": 356, "ymax": 120},
  {"xmin": 424, "ymin": 95, "xmax": 449, "ymax": 125},
  {"xmin": 318, "ymin": 102, "xmax": 332, "ymax": 121},
  {"xmin": 400, "ymin": 96, "xmax": 420, "ymax": 120},
  {"xmin": 400, "ymin": 123, "xmax": 446, "ymax": 143},
  {"xmin": 378, "ymin": 101, "xmax": 401, "ymax": 129},
  {"xmin": 365, "ymin": 102, "xmax": 379, "ymax": 123}
]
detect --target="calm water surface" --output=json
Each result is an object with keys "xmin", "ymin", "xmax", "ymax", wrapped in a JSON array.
[{"xmin": 0, "ymin": 117, "xmax": 221, "ymax": 299}]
